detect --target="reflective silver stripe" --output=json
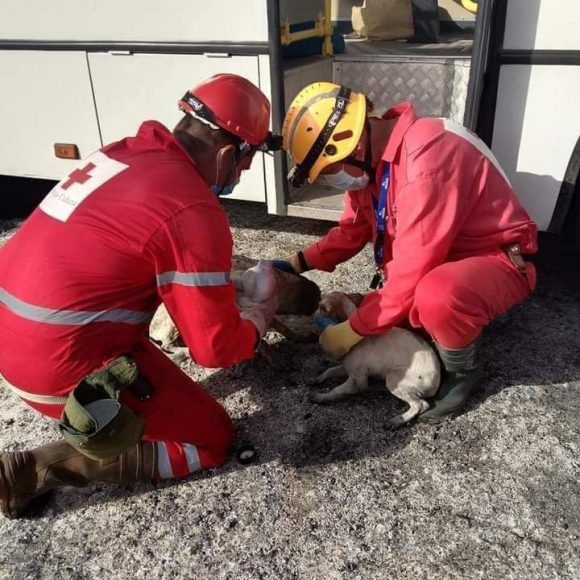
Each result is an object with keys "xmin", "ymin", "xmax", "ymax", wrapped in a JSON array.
[
  {"xmin": 442, "ymin": 119, "xmax": 511, "ymax": 186},
  {"xmin": 156, "ymin": 271, "xmax": 230, "ymax": 288},
  {"xmin": 156, "ymin": 442, "xmax": 174, "ymax": 479},
  {"xmin": 1, "ymin": 376, "xmax": 68, "ymax": 405},
  {"xmin": 183, "ymin": 443, "xmax": 202, "ymax": 473},
  {"xmin": 0, "ymin": 288, "xmax": 151, "ymax": 326}
]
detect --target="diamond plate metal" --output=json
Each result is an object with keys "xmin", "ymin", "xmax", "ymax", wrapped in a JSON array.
[
  {"xmin": 284, "ymin": 48, "xmax": 472, "ymax": 216},
  {"xmin": 283, "ymin": 58, "xmax": 333, "ymax": 111},
  {"xmin": 334, "ymin": 59, "xmax": 471, "ymax": 123}
]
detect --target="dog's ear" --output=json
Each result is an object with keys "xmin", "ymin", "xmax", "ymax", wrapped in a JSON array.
[
  {"xmin": 329, "ymin": 292, "xmax": 360, "ymax": 321},
  {"xmin": 316, "ymin": 299, "xmax": 331, "ymax": 317},
  {"xmin": 347, "ymin": 293, "xmax": 365, "ymax": 308},
  {"xmin": 317, "ymin": 293, "xmax": 347, "ymax": 320}
]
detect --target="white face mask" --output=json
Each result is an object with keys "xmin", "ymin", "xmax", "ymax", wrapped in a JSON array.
[{"xmin": 320, "ymin": 169, "xmax": 370, "ymax": 191}]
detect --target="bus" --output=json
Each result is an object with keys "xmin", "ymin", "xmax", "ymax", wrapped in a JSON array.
[{"xmin": 0, "ymin": 0, "xmax": 578, "ymax": 242}]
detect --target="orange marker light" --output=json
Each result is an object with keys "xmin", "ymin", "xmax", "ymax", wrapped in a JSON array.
[{"xmin": 54, "ymin": 143, "xmax": 80, "ymax": 160}]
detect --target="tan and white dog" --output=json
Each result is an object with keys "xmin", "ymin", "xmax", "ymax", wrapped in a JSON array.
[{"xmin": 309, "ymin": 292, "xmax": 441, "ymax": 428}]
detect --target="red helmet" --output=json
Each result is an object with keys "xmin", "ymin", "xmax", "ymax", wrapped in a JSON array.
[{"xmin": 178, "ymin": 74, "xmax": 271, "ymax": 147}]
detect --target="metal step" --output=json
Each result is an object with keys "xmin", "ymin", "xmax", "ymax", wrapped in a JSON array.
[
  {"xmin": 338, "ymin": 32, "xmax": 473, "ymax": 62},
  {"xmin": 286, "ymin": 183, "xmax": 343, "ymax": 221}
]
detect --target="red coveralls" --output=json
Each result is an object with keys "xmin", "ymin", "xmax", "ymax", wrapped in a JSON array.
[
  {"xmin": 0, "ymin": 121, "xmax": 258, "ymax": 479},
  {"xmin": 303, "ymin": 102, "xmax": 538, "ymax": 348}
]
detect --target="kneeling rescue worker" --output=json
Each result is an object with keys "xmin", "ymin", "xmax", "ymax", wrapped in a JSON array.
[
  {"xmin": 0, "ymin": 74, "xmax": 278, "ymax": 519},
  {"xmin": 277, "ymin": 82, "xmax": 538, "ymax": 422}
]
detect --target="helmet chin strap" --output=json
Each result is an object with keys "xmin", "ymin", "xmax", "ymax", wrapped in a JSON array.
[{"xmin": 344, "ymin": 119, "xmax": 375, "ymax": 181}]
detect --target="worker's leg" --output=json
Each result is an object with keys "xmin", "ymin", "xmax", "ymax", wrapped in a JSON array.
[
  {"xmin": 410, "ymin": 252, "xmax": 535, "ymax": 348},
  {"xmin": 26, "ymin": 338, "xmax": 234, "ymax": 476},
  {"xmin": 1, "ymin": 338, "xmax": 234, "ymax": 518},
  {"xmin": 126, "ymin": 337, "xmax": 234, "ymax": 477},
  {"xmin": 409, "ymin": 252, "xmax": 535, "ymax": 422}
]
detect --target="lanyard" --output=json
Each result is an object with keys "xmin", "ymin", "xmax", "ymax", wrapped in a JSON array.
[{"xmin": 372, "ymin": 162, "xmax": 390, "ymax": 268}]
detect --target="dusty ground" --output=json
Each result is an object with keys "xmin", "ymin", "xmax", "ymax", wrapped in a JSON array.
[{"xmin": 1, "ymin": 200, "xmax": 579, "ymax": 580}]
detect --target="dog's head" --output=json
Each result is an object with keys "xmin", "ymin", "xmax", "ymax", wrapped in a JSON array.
[{"xmin": 316, "ymin": 292, "xmax": 364, "ymax": 322}]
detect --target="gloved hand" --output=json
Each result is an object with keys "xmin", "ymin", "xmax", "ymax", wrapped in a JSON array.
[
  {"xmin": 319, "ymin": 320, "xmax": 364, "ymax": 358},
  {"xmin": 271, "ymin": 252, "xmax": 309, "ymax": 274},
  {"xmin": 271, "ymin": 259, "xmax": 296, "ymax": 273},
  {"xmin": 314, "ymin": 314, "xmax": 340, "ymax": 330},
  {"xmin": 240, "ymin": 294, "xmax": 279, "ymax": 338}
]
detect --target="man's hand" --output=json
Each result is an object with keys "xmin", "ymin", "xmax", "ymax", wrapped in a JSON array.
[
  {"xmin": 240, "ymin": 294, "xmax": 279, "ymax": 338},
  {"xmin": 319, "ymin": 320, "xmax": 364, "ymax": 358},
  {"xmin": 314, "ymin": 314, "xmax": 341, "ymax": 330},
  {"xmin": 271, "ymin": 252, "xmax": 309, "ymax": 274}
]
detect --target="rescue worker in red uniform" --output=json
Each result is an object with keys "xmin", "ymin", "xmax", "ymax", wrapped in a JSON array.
[
  {"xmin": 0, "ymin": 74, "xmax": 278, "ymax": 519},
  {"xmin": 276, "ymin": 82, "xmax": 537, "ymax": 423}
]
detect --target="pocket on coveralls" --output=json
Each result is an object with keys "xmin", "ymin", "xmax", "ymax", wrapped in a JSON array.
[{"xmin": 58, "ymin": 356, "xmax": 151, "ymax": 460}]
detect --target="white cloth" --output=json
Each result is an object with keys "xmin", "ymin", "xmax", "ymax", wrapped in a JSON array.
[{"xmin": 236, "ymin": 261, "xmax": 278, "ymax": 337}]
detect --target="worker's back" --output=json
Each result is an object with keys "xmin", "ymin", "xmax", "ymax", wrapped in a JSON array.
[
  {"xmin": 0, "ymin": 121, "xmax": 209, "ymax": 397},
  {"xmin": 400, "ymin": 114, "xmax": 538, "ymax": 257}
]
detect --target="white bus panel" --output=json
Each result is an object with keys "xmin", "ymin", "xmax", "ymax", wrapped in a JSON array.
[
  {"xmin": 0, "ymin": 51, "xmax": 101, "ymax": 179},
  {"xmin": 492, "ymin": 64, "xmax": 580, "ymax": 230},
  {"xmin": 504, "ymin": 0, "xmax": 580, "ymax": 51},
  {"xmin": 0, "ymin": 0, "xmax": 269, "ymax": 44},
  {"xmin": 88, "ymin": 53, "xmax": 267, "ymax": 202}
]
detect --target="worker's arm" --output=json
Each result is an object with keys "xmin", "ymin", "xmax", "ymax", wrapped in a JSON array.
[
  {"xmin": 350, "ymin": 178, "xmax": 465, "ymax": 336},
  {"xmin": 145, "ymin": 203, "xmax": 259, "ymax": 368},
  {"xmin": 299, "ymin": 190, "xmax": 374, "ymax": 272}
]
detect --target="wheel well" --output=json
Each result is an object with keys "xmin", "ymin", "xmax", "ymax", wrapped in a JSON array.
[
  {"xmin": 561, "ymin": 172, "xmax": 580, "ymax": 249},
  {"xmin": 548, "ymin": 136, "xmax": 580, "ymax": 239},
  {"xmin": 0, "ymin": 175, "xmax": 56, "ymax": 219}
]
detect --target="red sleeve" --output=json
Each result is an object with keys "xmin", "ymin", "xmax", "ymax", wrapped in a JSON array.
[
  {"xmin": 302, "ymin": 190, "xmax": 373, "ymax": 272},
  {"xmin": 350, "ymin": 178, "xmax": 464, "ymax": 336},
  {"xmin": 146, "ymin": 202, "xmax": 257, "ymax": 368}
]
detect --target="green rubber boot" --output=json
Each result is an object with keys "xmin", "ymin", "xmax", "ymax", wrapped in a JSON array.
[{"xmin": 418, "ymin": 338, "xmax": 483, "ymax": 424}]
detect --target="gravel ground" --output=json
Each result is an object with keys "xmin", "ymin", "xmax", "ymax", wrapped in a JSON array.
[{"xmin": 1, "ymin": 200, "xmax": 579, "ymax": 580}]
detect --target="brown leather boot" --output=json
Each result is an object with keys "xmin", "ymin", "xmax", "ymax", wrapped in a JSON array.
[{"xmin": 0, "ymin": 440, "xmax": 157, "ymax": 519}]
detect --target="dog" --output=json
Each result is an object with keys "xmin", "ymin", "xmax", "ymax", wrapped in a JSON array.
[
  {"xmin": 309, "ymin": 292, "xmax": 441, "ymax": 428},
  {"xmin": 149, "ymin": 256, "xmax": 322, "ymax": 362}
]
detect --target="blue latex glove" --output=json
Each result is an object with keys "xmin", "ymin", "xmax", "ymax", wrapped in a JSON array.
[
  {"xmin": 314, "ymin": 314, "xmax": 340, "ymax": 330},
  {"xmin": 271, "ymin": 260, "xmax": 296, "ymax": 273}
]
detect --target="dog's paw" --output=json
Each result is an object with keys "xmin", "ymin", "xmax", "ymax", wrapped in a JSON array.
[
  {"xmin": 386, "ymin": 415, "xmax": 406, "ymax": 430},
  {"xmin": 256, "ymin": 341, "xmax": 278, "ymax": 369},
  {"xmin": 305, "ymin": 376, "xmax": 320, "ymax": 387},
  {"xmin": 306, "ymin": 391, "xmax": 326, "ymax": 404},
  {"xmin": 162, "ymin": 346, "xmax": 190, "ymax": 365}
]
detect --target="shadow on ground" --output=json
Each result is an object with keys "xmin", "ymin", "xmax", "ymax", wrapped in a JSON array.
[{"xmin": 31, "ymin": 230, "xmax": 580, "ymax": 521}]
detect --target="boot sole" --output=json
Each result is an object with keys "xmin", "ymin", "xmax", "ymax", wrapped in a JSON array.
[
  {"xmin": 0, "ymin": 452, "xmax": 44, "ymax": 520},
  {"xmin": 417, "ymin": 409, "xmax": 461, "ymax": 425},
  {"xmin": 0, "ymin": 455, "xmax": 17, "ymax": 519}
]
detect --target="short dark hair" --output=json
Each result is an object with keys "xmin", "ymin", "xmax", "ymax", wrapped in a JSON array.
[{"xmin": 174, "ymin": 114, "xmax": 240, "ymax": 155}]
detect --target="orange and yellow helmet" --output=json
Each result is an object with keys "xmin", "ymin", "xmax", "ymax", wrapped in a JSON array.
[{"xmin": 282, "ymin": 82, "xmax": 368, "ymax": 187}]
